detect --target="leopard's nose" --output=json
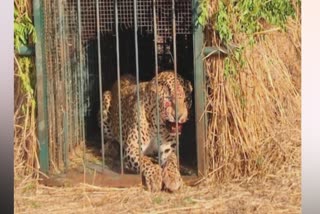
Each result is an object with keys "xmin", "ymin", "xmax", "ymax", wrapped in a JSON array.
[
  {"xmin": 175, "ymin": 112, "xmax": 187, "ymax": 123},
  {"xmin": 176, "ymin": 112, "xmax": 182, "ymax": 120},
  {"xmin": 179, "ymin": 117, "xmax": 186, "ymax": 123}
]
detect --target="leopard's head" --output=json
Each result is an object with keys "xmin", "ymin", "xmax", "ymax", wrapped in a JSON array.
[{"xmin": 149, "ymin": 71, "xmax": 193, "ymax": 136}]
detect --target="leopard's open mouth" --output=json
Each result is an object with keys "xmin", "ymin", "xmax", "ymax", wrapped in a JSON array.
[{"xmin": 166, "ymin": 121, "xmax": 183, "ymax": 135}]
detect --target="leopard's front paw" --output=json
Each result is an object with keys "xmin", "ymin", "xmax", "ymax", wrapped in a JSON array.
[
  {"xmin": 161, "ymin": 153, "xmax": 183, "ymax": 192},
  {"xmin": 141, "ymin": 156, "xmax": 162, "ymax": 192}
]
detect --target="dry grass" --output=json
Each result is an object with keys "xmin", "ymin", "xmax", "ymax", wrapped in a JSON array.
[
  {"xmin": 14, "ymin": 1, "xmax": 301, "ymax": 213},
  {"xmin": 14, "ymin": 0, "xmax": 40, "ymax": 187},
  {"xmin": 14, "ymin": 166, "xmax": 300, "ymax": 214},
  {"xmin": 202, "ymin": 7, "xmax": 301, "ymax": 182},
  {"xmin": 14, "ymin": 58, "xmax": 40, "ymax": 185}
]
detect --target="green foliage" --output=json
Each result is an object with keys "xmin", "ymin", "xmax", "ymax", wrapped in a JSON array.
[
  {"xmin": 215, "ymin": 1, "xmax": 233, "ymax": 43},
  {"xmin": 17, "ymin": 57, "xmax": 36, "ymax": 97},
  {"xmin": 197, "ymin": 0, "xmax": 210, "ymax": 26},
  {"xmin": 215, "ymin": 0, "xmax": 296, "ymax": 44},
  {"xmin": 211, "ymin": 0, "xmax": 297, "ymax": 79},
  {"xmin": 14, "ymin": 0, "xmax": 36, "ymax": 112},
  {"xmin": 223, "ymin": 45, "xmax": 245, "ymax": 78},
  {"xmin": 261, "ymin": 0, "xmax": 296, "ymax": 27},
  {"xmin": 14, "ymin": 0, "xmax": 39, "ymax": 179},
  {"xmin": 14, "ymin": 6, "xmax": 36, "ymax": 50}
]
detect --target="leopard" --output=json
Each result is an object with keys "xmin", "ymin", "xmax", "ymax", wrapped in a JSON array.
[{"xmin": 98, "ymin": 70, "xmax": 192, "ymax": 191}]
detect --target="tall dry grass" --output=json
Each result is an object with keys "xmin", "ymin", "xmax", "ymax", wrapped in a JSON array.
[
  {"xmin": 203, "ymin": 2, "xmax": 301, "ymax": 182},
  {"xmin": 14, "ymin": 0, "xmax": 40, "ymax": 189},
  {"xmin": 14, "ymin": 58, "xmax": 40, "ymax": 186}
]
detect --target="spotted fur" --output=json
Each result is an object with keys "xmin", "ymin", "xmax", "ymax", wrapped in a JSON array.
[{"xmin": 161, "ymin": 149, "xmax": 183, "ymax": 192}]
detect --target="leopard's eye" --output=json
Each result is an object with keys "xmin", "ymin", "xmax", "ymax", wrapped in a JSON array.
[
  {"xmin": 185, "ymin": 96, "xmax": 192, "ymax": 108},
  {"xmin": 164, "ymin": 149, "xmax": 170, "ymax": 153},
  {"xmin": 165, "ymin": 96, "xmax": 173, "ymax": 101}
]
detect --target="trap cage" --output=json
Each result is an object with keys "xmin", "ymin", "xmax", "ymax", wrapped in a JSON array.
[{"xmin": 34, "ymin": 0, "xmax": 207, "ymax": 186}]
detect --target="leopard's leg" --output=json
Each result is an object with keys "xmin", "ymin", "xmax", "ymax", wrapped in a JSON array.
[
  {"xmin": 101, "ymin": 119, "xmax": 120, "ymax": 165},
  {"xmin": 159, "ymin": 132, "xmax": 178, "ymax": 165},
  {"xmin": 100, "ymin": 117, "xmax": 118, "ymax": 157},
  {"xmin": 98, "ymin": 91, "xmax": 116, "ymax": 155},
  {"xmin": 123, "ymin": 131, "xmax": 162, "ymax": 192},
  {"xmin": 158, "ymin": 133, "xmax": 182, "ymax": 191},
  {"xmin": 140, "ymin": 156, "xmax": 162, "ymax": 192},
  {"xmin": 161, "ymin": 152, "xmax": 183, "ymax": 192}
]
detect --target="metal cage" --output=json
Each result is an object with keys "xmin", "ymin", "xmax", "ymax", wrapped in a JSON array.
[{"xmin": 34, "ymin": 0, "xmax": 206, "ymax": 186}]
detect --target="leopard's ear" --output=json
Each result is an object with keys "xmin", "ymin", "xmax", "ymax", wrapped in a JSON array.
[
  {"xmin": 180, "ymin": 78, "xmax": 192, "ymax": 97},
  {"xmin": 148, "ymin": 78, "xmax": 158, "ymax": 93},
  {"xmin": 149, "ymin": 75, "xmax": 169, "ymax": 94},
  {"xmin": 181, "ymin": 78, "xmax": 193, "ymax": 109}
]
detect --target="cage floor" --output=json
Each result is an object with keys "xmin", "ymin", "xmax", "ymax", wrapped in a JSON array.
[
  {"xmin": 85, "ymin": 140, "xmax": 198, "ymax": 176},
  {"xmin": 40, "ymin": 143, "xmax": 198, "ymax": 188}
]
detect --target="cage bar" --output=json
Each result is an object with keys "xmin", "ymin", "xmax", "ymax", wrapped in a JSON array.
[
  {"xmin": 77, "ymin": 0, "xmax": 86, "ymax": 164},
  {"xmin": 192, "ymin": 0, "xmax": 207, "ymax": 176},
  {"xmin": 153, "ymin": 0, "xmax": 161, "ymax": 164},
  {"xmin": 96, "ymin": 0, "xmax": 106, "ymax": 170},
  {"xmin": 34, "ymin": 0, "xmax": 49, "ymax": 173},
  {"xmin": 115, "ymin": 0, "xmax": 125, "ymax": 174},
  {"xmin": 61, "ymin": 0, "xmax": 69, "ymax": 169},
  {"xmin": 171, "ymin": 0, "xmax": 180, "ymax": 167},
  {"xmin": 133, "ymin": 0, "xmax": 143, "ymax": 174}
]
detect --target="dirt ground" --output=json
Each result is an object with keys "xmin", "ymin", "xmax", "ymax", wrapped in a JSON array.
[{"xmin": 14, "ymin": 163, "xmax": 300, "ymax": 214}]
